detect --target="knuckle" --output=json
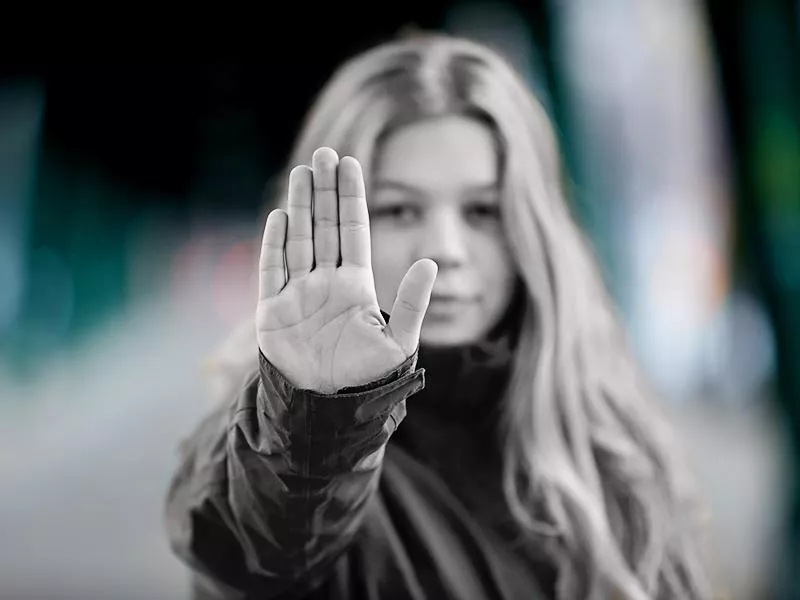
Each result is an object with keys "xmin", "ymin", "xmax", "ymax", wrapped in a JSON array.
[
  {"xmin": 314, "ymin": 218, "xmax": 339, "ymax": 228},
  {"xmin": 397, "ymin": 298, "xmax": 420, "ymax": 313},
  {"xmin": 339, "ymin": 221, "xmax": 367, "ymax": 232}
]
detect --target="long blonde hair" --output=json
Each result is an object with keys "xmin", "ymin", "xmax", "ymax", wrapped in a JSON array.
[{"xmin": 211, "ymin": 33, "xmax": 714, "ymax": 600}]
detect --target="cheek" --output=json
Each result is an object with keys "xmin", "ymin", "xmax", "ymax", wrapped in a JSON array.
[{"xmin": 476, "ymin": 236, "xmax": 517, "ymax": 310}]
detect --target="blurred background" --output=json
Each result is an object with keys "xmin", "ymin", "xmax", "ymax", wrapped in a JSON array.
[{"xmin": 0, "ymin": 1, "xmax": 798, "ymax": 598}]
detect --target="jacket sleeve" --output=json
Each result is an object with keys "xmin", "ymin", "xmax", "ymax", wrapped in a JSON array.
[{"xmin": 165, "ymin": 348, "xmax": 426, "ymax": 600}]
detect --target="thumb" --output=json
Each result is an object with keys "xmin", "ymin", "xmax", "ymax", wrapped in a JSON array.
[{"xmin": 387, "ymin": 259, "xmax": 438, "ymax": 355}]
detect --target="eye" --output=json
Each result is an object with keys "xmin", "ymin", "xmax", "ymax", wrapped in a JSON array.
[
  {"xmin": 464, "ymin": 201, "xmax": 501, "ymax": 225},
  {"xmin": 371, "ymin": 203, "xmax": 422, "ymax": 226}
]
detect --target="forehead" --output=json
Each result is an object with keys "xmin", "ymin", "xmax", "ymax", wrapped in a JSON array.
[{"xmin": 373, "ymin": 115, "xmax": 498, "ymax": 190}]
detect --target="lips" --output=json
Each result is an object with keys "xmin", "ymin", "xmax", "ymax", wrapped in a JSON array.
[{"xmin": 429, "ymin": 294, "xmax": 479, "ymax": 304}]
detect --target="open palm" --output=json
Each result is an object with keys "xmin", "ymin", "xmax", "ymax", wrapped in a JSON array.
[{"xmin": 257, "ymin": 148, "xmax": 437, "ymax": 394}]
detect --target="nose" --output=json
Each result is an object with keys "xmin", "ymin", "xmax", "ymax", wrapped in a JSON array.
[{"xmin": 419, "ymin": 208, "xmax": 469, "ymax": 269}]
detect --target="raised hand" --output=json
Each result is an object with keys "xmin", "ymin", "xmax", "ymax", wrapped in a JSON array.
[{"xmin": 257, "ymin": 148, "xmax": 438, "ymax": 394}]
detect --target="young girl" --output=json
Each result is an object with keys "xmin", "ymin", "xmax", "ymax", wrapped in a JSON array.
[{"xmin": 165, "ymin": 34, "xmax": 714, "ymax": 600}]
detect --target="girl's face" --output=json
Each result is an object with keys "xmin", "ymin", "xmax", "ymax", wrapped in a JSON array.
[{"xmin": 370, "ymin": 115, "xmax": 518, "ymax": 347}]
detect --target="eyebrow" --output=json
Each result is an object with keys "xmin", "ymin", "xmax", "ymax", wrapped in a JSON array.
[{"xmin": 371, "ymin": 180, "xmax": 499, "ymax": 194}]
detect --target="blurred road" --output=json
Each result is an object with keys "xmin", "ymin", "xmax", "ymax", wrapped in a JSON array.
[{"xmin": 0, "ymin": 263, "xmax": 239, "ymax": 599}]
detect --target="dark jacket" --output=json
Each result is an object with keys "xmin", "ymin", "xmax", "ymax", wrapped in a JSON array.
[{"xmin": 165, "ymin": 330, "xmax": 553, "ymax": 600}]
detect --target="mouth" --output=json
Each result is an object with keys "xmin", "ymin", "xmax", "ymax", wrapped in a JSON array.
[{"xmin": 428, "ymin": 294, "xmax": 480, "ymax": 306}]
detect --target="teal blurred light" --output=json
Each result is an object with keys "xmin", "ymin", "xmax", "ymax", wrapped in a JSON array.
[{"xmin": 0, "ymin": 79, "xmax": 45, "ymax": 376}]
